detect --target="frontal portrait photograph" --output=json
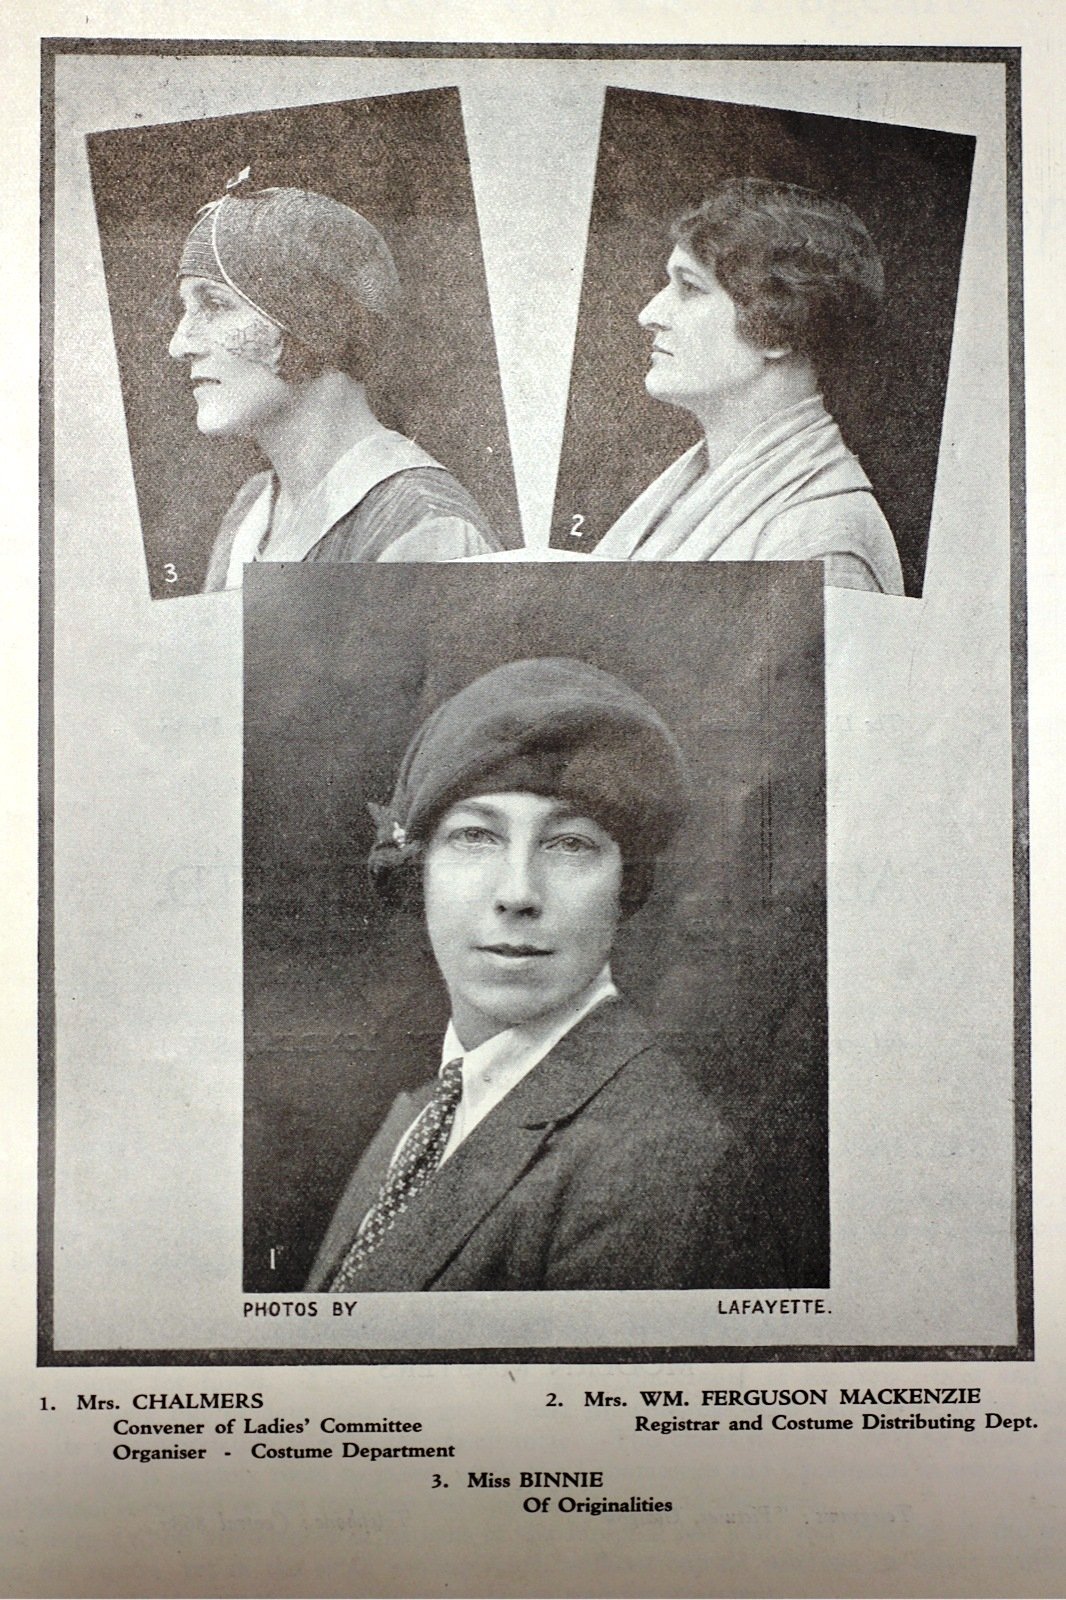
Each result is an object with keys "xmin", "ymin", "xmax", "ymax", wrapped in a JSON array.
[
  {"xmin": 242, "ymin": 562, "xmax": 828, "ymax": 1299},
  {"xmin": 86, "ymin": 87, "xmax": 519, "ymax": 599}
]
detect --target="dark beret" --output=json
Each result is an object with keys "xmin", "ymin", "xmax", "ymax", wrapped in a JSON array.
[
  {"xmin": 178, "ymin": 183, "xmax": 401, "ymax": 367},
  {"xmin": 368, "ymin": 657, "xmax": 691, "ymax": 914}
]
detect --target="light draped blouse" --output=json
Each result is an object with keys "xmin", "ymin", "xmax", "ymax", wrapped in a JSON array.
[{"xmin": 594, "ymin": 396, "xmax": 904, "ymax": 595}]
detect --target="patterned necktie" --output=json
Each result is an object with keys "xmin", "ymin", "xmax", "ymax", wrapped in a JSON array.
[{"xmin": 328, "ymin": 1058, "xmax": 465, "ymax": 1291}]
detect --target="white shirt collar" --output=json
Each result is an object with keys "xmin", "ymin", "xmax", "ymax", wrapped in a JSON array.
[
  {"xmin": 437, "ymin": 966, "xmax": 618, "ymax": 1163},
  {"xmin": 223, "ymin": 424, "xmax": 446, "ymax": 585}
]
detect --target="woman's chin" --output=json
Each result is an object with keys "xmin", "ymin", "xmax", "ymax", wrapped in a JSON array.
[
  {"xmin": 644, "ymin": 370, "xmax": 687, "ymax": 410},
  {"xmin": 194, "ymin": 408, "xmax": 242, "ymax": 440}
]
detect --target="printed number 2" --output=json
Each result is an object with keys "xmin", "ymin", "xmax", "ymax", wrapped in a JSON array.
[
  {"xmin": 568, "ymin": 514, "xmax": 585, "ymax": 539},
  {"xmin": 162, "ymin": 563, "xmax": 178, "ymax": 584},
  {"xmin": 546, "ymin": 1392, "xmax": 561, "ymax": 1407}
]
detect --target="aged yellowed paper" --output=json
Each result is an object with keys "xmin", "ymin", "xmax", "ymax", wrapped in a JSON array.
[{"xmin": 3, "ymin": 1, "xmax": 1063, "ymax": 1594}]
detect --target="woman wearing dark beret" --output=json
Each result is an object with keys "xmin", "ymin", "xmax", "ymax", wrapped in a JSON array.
[
  {"xmin": 595, "ymin": 178, "xmax": 904, "ymax": 594},
  {"xmin": 168, "ymin": 175, "xmax": 501, "ymax": 591},
  {"xmin": 307, "ymin": 657, "xmax": 776, "ymax": 1293}
]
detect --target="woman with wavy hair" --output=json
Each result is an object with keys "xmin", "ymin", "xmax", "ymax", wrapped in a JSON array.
[
  {"xmin": 595, "ymin": 178, "xmax": 903, "ymax": 594},
  {"xmin": 168, "ymin": 174, "xmax": 501, "ymax": 590}
]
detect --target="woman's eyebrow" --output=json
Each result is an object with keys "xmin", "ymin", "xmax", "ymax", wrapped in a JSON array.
[
  {"xmin": 542, "ymin": 804, "xmax": 600, "ymax": 827},
  {"xmin": 446, "ymin": 800, "xmax": 504, "ymax": 821},
  {"xmin": 670, "ymin": 260, "xmax": 711, "ymax": 288},
  {"xmin": 443, "ymin": 799, "xmax": 599, "ymax": 825}
]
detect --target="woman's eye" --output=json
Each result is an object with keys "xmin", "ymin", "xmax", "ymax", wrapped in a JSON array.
[
  {"xmin": 546, "ymin": 834, "xmax": 597, "ymax": 855},
  {"xmin": 183, "ymin": 291, "xmax": 233, "ymax": 319},
  {"xmin": 450, "ymin": 826, "xmax": 496, "ymax": 847}
]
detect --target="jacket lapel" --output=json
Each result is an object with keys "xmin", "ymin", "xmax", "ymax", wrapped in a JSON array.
[
  {"xmin": 306, "ymin": 1083, "xmax": 434, "ymax": 1290},
  {"xmin": 342, "ymin": 998, "xmax": 654, "ymax": 1291}
]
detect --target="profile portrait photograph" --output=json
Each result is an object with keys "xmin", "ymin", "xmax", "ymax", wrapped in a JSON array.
[
  {"xmin": 85, "ymin": 87, "xmax": 520, "ymax": 599},
  {"xmin": 242, "ymin": 562, "xmax": 829, "ymax": 1295},
  {"xmin": 551, "ymin": 89, "xmax": 976, "ymax": 597}
]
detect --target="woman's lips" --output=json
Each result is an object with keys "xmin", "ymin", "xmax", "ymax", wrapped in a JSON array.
[{"xmin": 478, "ymin": 944, "xmax": 552, "ymax": 959}]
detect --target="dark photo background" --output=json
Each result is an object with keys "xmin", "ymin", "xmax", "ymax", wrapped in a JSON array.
[
  {"xmin": 86, "ymin": 89, "xmax": 521, "ymax": 600},
  {"xmin": 243, "ymin": 562, "xmax": 828, "ymax": 1292},
  {"xmin": 550, "ymin": 90, "xmax": 976, "ymax": 597}
]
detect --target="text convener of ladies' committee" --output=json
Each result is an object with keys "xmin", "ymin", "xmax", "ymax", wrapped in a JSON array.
[
  {"xmin": 168, "ymin": 174, "xmax": 501, "ymax": 589},
  {"xmin": 595, "ymin": 177, "xmax": 905, "ymax": 594},
  {"xmin": 307, "ymin": 657, "xmax": 777, "ymax": 1294}
]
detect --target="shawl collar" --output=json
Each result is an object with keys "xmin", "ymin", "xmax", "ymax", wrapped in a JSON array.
[
  {"xmin": 313, "ymin": 997, "xmax": 656, "ymax": 1292},
  {"xmin": 594, "ymin": 395, "xmax": 873, "ymax": 563}
]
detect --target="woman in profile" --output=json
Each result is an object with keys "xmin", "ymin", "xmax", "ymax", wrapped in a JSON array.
[
  {"xmin": 168, "ymin": 174, "xmax": 501, "ymax": 590},
  {"xmin": 595, "ymin": 177, "xmax": 904, "ymax": 594}
]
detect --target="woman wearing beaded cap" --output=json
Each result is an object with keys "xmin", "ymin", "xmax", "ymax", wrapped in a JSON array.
[
  {"xmin": 307, "ymin": 656, "xmax": 779, "ymax": 1293},
  {"xmin": 595, "ymin": 177, "xmax": 904, "ymax": 594},
  {"xmin": 168, "ymin": 174, "xmax": 501, "ymax": 590}
]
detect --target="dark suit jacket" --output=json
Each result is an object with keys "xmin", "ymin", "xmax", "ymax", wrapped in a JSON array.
[{"xmin": 307, "ymin": 997, "xmax": 783, "ymax": 1292}]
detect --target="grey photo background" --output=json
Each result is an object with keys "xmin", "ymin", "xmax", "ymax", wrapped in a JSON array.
[
  {"xmin": 86, "ymin": 88, "xmax": 521, "ymax": 599},
  {"xmin": 242, "ymin": 563, "xmax": 826, "ymax": 1291},
  {"xmin": 550, "ymin": 89, "xmax": 975, "ymax": 598},
  {"xmin": 49, "ymin": 53, "xmax": 1017, "ymax": 1350}
]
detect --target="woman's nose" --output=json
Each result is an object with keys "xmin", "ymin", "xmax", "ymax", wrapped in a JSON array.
[
  {"xmin": 493, "ymin": 845, "xmax": 543, "ymax": 916},
  {"xmin": 638, "ymin": 286, "xmax": 668, "ymax": 329},
  {"xmin": 168, "ymin": 310, "xmax": 197, "ymax": 361}
]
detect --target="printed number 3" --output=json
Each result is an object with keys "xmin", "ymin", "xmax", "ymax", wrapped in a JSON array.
[{"xmin": 162, "ymin": 563, "xmax": 178, "ymax": 584}]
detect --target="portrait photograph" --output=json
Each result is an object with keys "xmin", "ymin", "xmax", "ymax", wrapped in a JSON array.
[
  {"xmin": 242, "ymin": 561, "xmax": 828, "ymax": 1301},
  {"xmin": 85, "ymin": 86, "xmax": 521, "ymax": 600},
  {"xmin": 550, "ymin": 89, "xmax": 976, "ymax": 598}
]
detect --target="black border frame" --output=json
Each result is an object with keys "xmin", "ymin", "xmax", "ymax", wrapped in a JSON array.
[{"xmin": 38, "ymin": 38, "xmax": 1030, "ymax": 1367}]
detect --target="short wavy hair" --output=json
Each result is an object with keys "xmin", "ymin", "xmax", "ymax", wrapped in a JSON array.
[{"xmin": 672, "ymin": 178, "xmax": 885, "ymax": 378}]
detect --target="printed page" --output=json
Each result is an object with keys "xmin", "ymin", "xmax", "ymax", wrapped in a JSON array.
[{"xmin": 3, "ymin": 3, "xmax": 1062, "ymax": 1595}]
